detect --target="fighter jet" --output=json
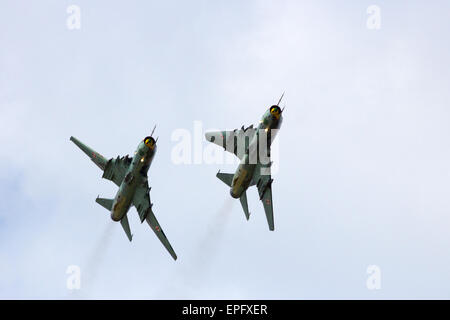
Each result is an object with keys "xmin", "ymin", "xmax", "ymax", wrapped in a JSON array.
[
  {"xmin": 70, "ymin": 129, "xmax": 177, "ymax": 260},
  {"xmin": 205, "ymin": 94, "xmax": 284, "ymax": 231}
]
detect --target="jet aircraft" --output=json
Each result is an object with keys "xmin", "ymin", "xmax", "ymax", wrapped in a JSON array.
[
  {"xmin": 205, "ymin": 95, "xmax": 284, "ymax": 230},
  {"xmin": 70, "ymin": 129, "xmax": 177, "ymax": 260}
]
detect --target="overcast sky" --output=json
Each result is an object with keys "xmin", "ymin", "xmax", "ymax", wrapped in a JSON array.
[{"xmin": 1, "ymin": 0, "xmax": 450, "ymax": 299}]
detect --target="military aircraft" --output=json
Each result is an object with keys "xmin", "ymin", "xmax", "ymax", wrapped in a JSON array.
[
  {"xmin": 70, "ymin": 129, "xmax": 177, "ymax": 260},
  {"xmin": 205, "ymin": 94, "xmax": 284, "ymax": 231}
]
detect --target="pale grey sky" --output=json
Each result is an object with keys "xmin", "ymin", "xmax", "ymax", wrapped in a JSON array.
[{"xmin": 1, "ymin": 0, "xmax": 450, "ymax": 299}]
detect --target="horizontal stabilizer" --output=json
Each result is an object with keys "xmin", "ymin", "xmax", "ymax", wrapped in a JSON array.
[
  {"xmin": 95, "ymin": 197, "xmax": 113, "ymax": 211},
  {"xmin": 120, "ymin": 214, "xmax": 133, "ymax": 241},
  {"xmin": 216, "ymin": 171, "xmax": 234, "ymax": 187},
  {"xmin": 239, "ymin": 191, "xmax": 250, "ymax": 220}
]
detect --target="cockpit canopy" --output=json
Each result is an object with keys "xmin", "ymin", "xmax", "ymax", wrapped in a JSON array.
[{"xmin": 144, "ymin": 136, "xmax": 156, "ymax": 149}]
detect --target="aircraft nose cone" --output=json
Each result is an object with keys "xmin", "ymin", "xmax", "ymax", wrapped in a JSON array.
[{"xmin": 205, "ymin": 132, "xmax": 215, "ymax": 142}]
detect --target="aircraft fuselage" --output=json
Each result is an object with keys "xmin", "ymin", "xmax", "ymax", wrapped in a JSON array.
[
  {"xmin": 110, "ymin": 139, "xmax": 156, "ymax": 221},
  {"xmin": 229, "ymin": 105, "xmax": 283, "ymax": 198}
]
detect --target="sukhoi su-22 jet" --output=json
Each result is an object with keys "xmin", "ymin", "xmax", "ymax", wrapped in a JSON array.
[
  {"xmin": 205, "ymin": 94, "xmax": 284, "ymax": 231},
  {"xmin": 70, "ymin": 128, "xmax": 177, "ymax": 260}
]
